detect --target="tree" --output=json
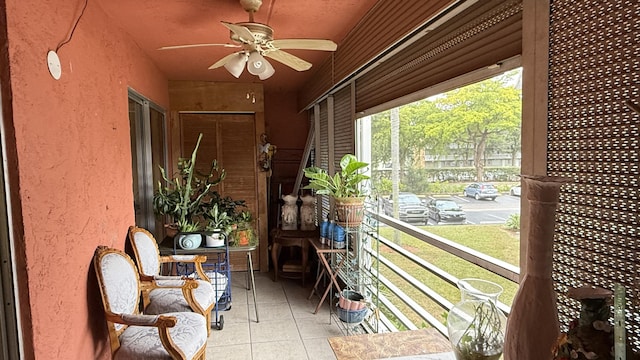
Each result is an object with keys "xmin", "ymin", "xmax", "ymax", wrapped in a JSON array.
[
  {"xmin": 369, "ymin": 70, "xmax": 522, "ymax": 185},
  {"xmin": 370, "ymin": 101, "xmax": 439, "ymax": 179},
  {"xmin": 425, "ymin": 76, "xmax": 521, "ymax": 181}
]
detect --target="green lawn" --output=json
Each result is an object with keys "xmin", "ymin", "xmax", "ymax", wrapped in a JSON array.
[{"xmin": 374, "ymin": 224, "xmax": 520, "ymax": 330}]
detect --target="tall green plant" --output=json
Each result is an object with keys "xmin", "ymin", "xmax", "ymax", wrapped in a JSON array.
[
  {"xmin": 153, "ymin": 133, "xmax": 226, "ymax": 231},
  {"xmin": 303, "ymin": 154, "xmax": 370, "ymax": 198}
]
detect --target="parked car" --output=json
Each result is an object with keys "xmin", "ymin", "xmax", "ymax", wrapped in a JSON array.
[
  {"xmin": 463, "ymin": 182, "xmax": 499, "ymax": 200},
  {"xmin": 510, "ymin": 185, "xmax": 521, "ymax": 196},
  {"xmin": 383, "ymin": 192, "xmax": 429, "ymax": 224},
  {"xmin": 427, "ymin": 199, "xmax": 466, "ymax": 223}
]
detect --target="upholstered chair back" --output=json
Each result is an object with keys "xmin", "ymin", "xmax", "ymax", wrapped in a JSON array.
[
  {"xmin": 94, "ymin": 247, "xmax": 140, "ymax": 332},
  {"xmin": 130, "ymin": 227, "xmax": 161, "ymax": 277}
]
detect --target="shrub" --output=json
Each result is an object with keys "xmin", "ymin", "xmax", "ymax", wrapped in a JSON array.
[{"xmin": 505, "ymin": 213, "xmax": 520, "ymax": 230}]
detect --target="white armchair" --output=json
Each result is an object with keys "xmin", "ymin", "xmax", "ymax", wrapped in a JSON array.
[
  {"xmin": 93, "ymin": 246, "xmax": 207, "ymax": 360},
  {"xmin": 127, "ymin": 226, "xmax": 220, "ymax": 331}
]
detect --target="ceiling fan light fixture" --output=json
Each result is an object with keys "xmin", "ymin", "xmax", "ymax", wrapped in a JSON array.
[
  {"xmin": 224, "ymin": 52, "xmax": 248, "ymax": 78},
  {"xmin": 258, "ymin": 58, "xmax": 275, "ymax": 80},
  {"xmin": 247, "ymin": 51, "xmax": 268, "ymax": 75}
]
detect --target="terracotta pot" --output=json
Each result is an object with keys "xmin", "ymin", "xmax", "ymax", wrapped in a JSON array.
[
  {"xmin": 164, "ymin": 223, "xmax": 179, "ymax": 238},
  {"xmin": 334, "ymin": 197, "xmax": 365, "ymax": 227},
  {"xmin": 504, "ymin": 175, "xmax": 572, "ymax": 360}
]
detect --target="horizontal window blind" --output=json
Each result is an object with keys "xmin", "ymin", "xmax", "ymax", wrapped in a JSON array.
[
  {"xmin": 355, "ymin": 0, "xmax": 522, "ymax": 113},
  {"xmin": 548, "ymin": 0, "xmax": 640, "ymax": 351},
  {"xmin": 333, "ymin": 86, "xmax": 354, "ymax": 171}
]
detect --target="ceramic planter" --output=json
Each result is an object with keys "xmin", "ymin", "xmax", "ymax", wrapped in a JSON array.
[
  {"xmin": 205, "ymin": 230, "xmax": 226, "ymax": 247},
  {"xmin": 176, "ymin": 232, "xmax": 202, "ymax": 250}
]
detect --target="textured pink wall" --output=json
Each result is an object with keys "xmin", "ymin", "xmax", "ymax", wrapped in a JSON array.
[{"xmin": 5, "ymin": 0, "xmax": 168, "ymax": 358}]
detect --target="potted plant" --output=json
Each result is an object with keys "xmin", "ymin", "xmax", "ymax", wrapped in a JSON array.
[
  {"xmin": 152, "ymin": 133, "xmax": 226, "ymax": 246},
  {"xmin": 230, "ymin": 210, "xmax": 256, "ymax": 246},
  {"xmin": 203, "ymin": 203, "xmax": 232, "ymax": 247},
  {"xmin": 303, "ymin": 153, "xmax": 370, "ymax": 226}
]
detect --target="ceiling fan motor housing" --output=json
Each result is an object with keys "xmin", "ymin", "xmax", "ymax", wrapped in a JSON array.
[{"xmin": 232, "ymin": 23, "xmax": 273, "ymax": 44}]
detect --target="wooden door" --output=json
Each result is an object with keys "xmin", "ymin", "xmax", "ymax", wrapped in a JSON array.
[{"xmin": 180, "ymin": 113, "xmax": 259, "ymax": 270}]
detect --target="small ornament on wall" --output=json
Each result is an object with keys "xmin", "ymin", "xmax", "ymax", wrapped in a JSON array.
[{"xmin": 258, "ymin": 133, "xmax": 276, "ymax": 174}]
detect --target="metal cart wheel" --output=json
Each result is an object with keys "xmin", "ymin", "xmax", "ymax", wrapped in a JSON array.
[{"xmin": 217, "ymin": 315, "xmax": 224, "ymax": 330}]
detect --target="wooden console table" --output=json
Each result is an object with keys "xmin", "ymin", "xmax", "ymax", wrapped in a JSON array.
[
  {"xmin": 270, "ymin": 229, "xmax": 319, "ymax": 287},
  {"xmin": 328, "ymin": 329, "xmax": 453, "ymax": 360}
]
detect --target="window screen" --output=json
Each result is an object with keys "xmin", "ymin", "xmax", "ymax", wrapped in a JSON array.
[{"xmin": 548, "ymin": 0, "xmax": 640, "ymax": 350}]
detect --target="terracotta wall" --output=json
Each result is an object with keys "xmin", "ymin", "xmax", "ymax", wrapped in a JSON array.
[{"xmin": 5, "ymin": 0, "xmax": 168, "ymax": 358}]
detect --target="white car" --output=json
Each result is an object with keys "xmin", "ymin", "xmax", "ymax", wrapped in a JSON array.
[{"xmin": 510, "ymin": 185, "xmax": 521, "ymax": 196}]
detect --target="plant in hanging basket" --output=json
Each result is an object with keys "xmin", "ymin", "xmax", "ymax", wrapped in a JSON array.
[{"xmin": 303, "ymin": 154, "xmax": 369, "ymax": 225}]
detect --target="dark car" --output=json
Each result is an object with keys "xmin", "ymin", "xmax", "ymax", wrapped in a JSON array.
[
  {"xmin": 463, "ymin": 182, "xmax": 499, "ymax": 200},
  {"xmin": 427, "ymin": 199, "xmax": 466, "ymax": 223},
  {"xmin": 383, "ymin": 192, "xmax": 429, "ymax": 224}
]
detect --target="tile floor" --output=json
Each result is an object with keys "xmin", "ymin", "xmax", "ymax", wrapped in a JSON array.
[{"xmin": 205, "ymin": 271, "xmax": 346, "ymax": 360}]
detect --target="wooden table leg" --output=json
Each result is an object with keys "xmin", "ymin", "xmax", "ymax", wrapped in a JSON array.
[
  {"xmin": 271, "ymin": 242, "xmax": 281, "ymax": 281},
  {"xmin": 308, "ymin": 258, "xmax": 328, "ymax": 300},
  {"xmin": 312, "ymin": 253, "xmax": 344, "ymax": 314},
  {"xmin": 302, "ymin": 242, "xmax": 308, "ymax": 287}
]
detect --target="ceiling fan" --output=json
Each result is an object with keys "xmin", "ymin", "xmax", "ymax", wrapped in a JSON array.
[{"xmin": 158, "ymin": 0, "xmax": 337, "ymax": 80}]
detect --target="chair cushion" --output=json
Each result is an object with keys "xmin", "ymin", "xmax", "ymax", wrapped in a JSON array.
[
  {"xmin": 146, "ymin": 279, "xmax": 216, "ymax": 315},
  {"xmin": 115, "ymin": 312, "xmax": 207, "ymax": 360}
]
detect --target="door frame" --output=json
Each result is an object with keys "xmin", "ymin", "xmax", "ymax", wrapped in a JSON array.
[{"xmin": 128, "ymin": 89, "xmax": 167, "ymax": 235}]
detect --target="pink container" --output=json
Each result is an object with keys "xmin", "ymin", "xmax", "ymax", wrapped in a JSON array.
[{"xmin": 339, "ymin": 290, "xmax": 365, "ymax": 310}]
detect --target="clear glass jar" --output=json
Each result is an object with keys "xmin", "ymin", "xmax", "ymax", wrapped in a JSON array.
[{"xmin": 446, "ymin": 278, "xmax": 507, "ymax": 360}]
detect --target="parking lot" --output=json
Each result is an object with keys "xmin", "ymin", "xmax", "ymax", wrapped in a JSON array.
[
  {"xmin": 379, "ymin": 193, "xmax": 521, "ymax": 226},
  {"xmin": 441, "ymin": 193, "xmax": 520, "ymax": 225}
]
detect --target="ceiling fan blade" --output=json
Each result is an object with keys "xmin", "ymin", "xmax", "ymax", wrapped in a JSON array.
[
  {"xmin": 271, "ymin": 39, "xmax": 337, "ymax": 51},
  {"xmin": 208, "ymin": 52, "xmax": 242, "ymax": 69},
  {"xmin": 221, "ymin": 21, "xmax": 255, "ymax": 43},
  {"xmin": 158, "ymin": 43, "xmax": 241, "ymax": 50},
  {"xmin": 264, "ymin": 50, "xmax": 312, "ymax": 71}
]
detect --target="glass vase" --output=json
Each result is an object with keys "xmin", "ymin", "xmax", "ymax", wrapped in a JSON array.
[{"xmin": 447, "ymin": 278, "xmax": 507, "ymax": 360}]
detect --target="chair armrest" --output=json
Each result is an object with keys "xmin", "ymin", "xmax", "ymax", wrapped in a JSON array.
[
  {"xmin": 106, "ymin": 312, "xmax": 177, "ymax": 328},
  {"xmin": 140, "ymin": 278, "xmax": 199, "ymax": 292},
  {"xmin": 159, "ymin": 255, "xmax": 211, "ymax": 283},
  {"xmin": 141, "ymin": 278, "xmax": 205, "ymax": 315},
  {"xmin": 107, "ymin": 311, "xmax": 187, "ymax": 358},
  {"xmin": 160, "ymin": 255, "xmax": 208, "ymax": 264},
  {"xmin": 154, "ymin": 275, "xmax": 186, "ymax": 280}
]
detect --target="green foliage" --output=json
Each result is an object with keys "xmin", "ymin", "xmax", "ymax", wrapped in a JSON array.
[
  {"xmin": 203, "ymin": 203, "xmax": 232, "ymax": 233},
  {"xmin": 202, "ymin": 192, "xmax": 247, "ymax": 224},
  {"xmin": 370, "ymin": 69, "xmax": 522, "ymax": 183},
  {"xmin": 303, "ymin": 154, "xmax": 370, "ymax": 198},
  {"xmin": 153, "ymin": 133, "xmax": 226, "ymax": 232},
  {"xmin": 504, "ymin": 213, "xmax": 520, "ymax": 230}
]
